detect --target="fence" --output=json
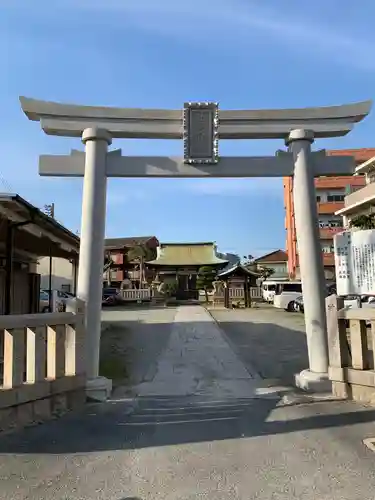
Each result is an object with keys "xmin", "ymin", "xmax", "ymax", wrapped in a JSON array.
[
  {"xmin": 326, "ymin": 294, "xmax": 375, "ymax": 404},
  {"xmin": 214, "ymin": 287, "xmax": 263, "ymax": 299},
  {"xmin": 0, "ymin": 299, "xmax": 86, "ymax": 432},
  {"xmin": 209, "ymin": 286, "xmax": 263, "ymax": 307},
  {"xmin": 120, "ymin": 288, "xmax": 151, "ymax": 302}
]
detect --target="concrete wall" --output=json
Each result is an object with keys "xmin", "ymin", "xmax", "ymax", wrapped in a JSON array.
[
  {"xmin": 344, "ymin": 182, "xmax": 375, "ymax": 208},
  {"xmin": 38, "ymin": 257, "xmax": 75, "ymax": 292},
  {"xmin": 267, "ymin": 262, "xmax": 288, "ymax": 275},
  {"xmin": 257, "ymin": 262, "xmax": 288, "ymax": 275}
]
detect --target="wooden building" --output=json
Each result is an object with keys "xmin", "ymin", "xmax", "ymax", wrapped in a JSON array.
[
  {"xmin": 216, "ymin": 263, "xmax": 260, "ymax": 308},
  {"xmin": 147, "ymin": 242, "xmax": 228, "ymax": 300},
  {"xmin": 0, "ymin": 194, "xmax": 79, "ymax": 314}
]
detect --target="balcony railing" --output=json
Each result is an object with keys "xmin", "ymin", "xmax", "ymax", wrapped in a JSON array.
[
  {"xmin": 297, "ymin": 253, "xmax": 334, "ymax": 267},
  {"xmin": 344, "ymin": 181, "xmax": 375, "ymax": 209},
  {"xmin": 322, "ymin": 253, "xmax": 335, "ymax": 266},
  {"xmin": 319, "ymin": 227, "xmax": 344, "ymax": 239},
  {"xmin": 317, "ymin": 202, "xmax": 345, "ymax": 214}
]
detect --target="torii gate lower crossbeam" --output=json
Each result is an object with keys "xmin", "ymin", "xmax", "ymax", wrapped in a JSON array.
[{"xmin": 19, "ymin": 97, "xmax": 372, "ymax": 400}]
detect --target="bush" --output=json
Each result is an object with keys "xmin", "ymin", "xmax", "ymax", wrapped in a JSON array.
[{"xmin": 163, "ymin": 282, "xmax": 178, "ymax": 298}]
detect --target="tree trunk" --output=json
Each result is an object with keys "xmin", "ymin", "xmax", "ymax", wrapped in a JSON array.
[
  {"xmin": 204, "ymin": 288, "xmax": 208, "ymax": 303},
  {"xmin": 139, "ymin": 256, "xmax": 144, "ymax": 288}
]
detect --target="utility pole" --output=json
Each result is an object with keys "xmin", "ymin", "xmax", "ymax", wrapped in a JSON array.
[{"xmin": 44, "ymin": 203, "xmax": 55, "ymax": 311}]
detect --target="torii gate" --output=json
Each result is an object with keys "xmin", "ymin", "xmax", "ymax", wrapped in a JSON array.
[{"xmin": 20, "ymin": 97, "xmax": 371, "ymax": 400}]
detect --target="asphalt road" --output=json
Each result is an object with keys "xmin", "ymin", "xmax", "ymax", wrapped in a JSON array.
[{"xmin": 1, "ymin": 305, "xmax": 375, "ymax": 499}]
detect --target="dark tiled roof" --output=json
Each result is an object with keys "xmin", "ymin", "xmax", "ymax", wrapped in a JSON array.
[
  {"xmin": 105, "ymin": 236, "xmax": 157, "ymax": 249},
  {"xmin": 218, "ymin": 263, "xmax": 259, "ymax": 278},
  {"xmin": 254, "ymin": 249, "xmax": 288, "ymax": 263}
]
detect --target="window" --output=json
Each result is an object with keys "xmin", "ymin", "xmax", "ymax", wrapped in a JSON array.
[
  {"xmin": 327, "ymin": 195, "xmax": 345, "ymax": 202},
  {"xmin": 327, "ymin": 220, "xmax": 343, "ymax": 228},
  {"xmin": 319, "ymin": 219, "xmax": 343, "ymax": 228},
  {"xmin": 322, "ymin": 245, "xmax": 334, "ymax": 253},
  {"xmin": 275, "ymin": 283, "xmax": 302, "ymax": 295},
  {"xmin": 263, "ymin": 284, "xmax": 276, "ymax": 291},
  {"xmin": 61, "ymin": 284, "xmax": 71, "ymax": 293},
  {"xmin": 316, "ymin": 195, "xmax": 321, "ymax": 202}
]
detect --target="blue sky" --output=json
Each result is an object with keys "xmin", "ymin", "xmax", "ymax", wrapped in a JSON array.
[{"xmin": 1, "ymin": 0, "xmax": 375, "ymax": 258}]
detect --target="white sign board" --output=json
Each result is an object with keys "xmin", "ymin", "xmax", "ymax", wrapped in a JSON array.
[{"xmin": 334, "ymin": 229, "xmax": 375, "ymax": 296}]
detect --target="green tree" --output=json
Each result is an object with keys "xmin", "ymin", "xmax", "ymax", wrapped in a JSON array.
[
  {"xmin": 243, "ymin": 254, "xmax": 259, "ymax": 272},
  {"xmin": 126, "ymin": 244, "xmax": 157, "ymax": 287},
  {"xmin": 162, "ymin": 282, "xmax": 178, "ymax": 299},
  {"xmin": 196, "ymin": 266, "xmax": 217, "ymax": 302},
  {"xmin": 258, "ymin": 266, "xmax": 275, "ymax": 279},
  {"xmin": 350, "ymin": 214, "xmax": 375, "ymax": 230},
  {"xmin": 103, "ymin": 255, "xmax": 113, "ymax": 273}
]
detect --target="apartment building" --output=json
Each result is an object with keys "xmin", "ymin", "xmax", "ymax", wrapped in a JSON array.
[
  {"xmin": 284, "ymin": 148, "xmax": 375, "ymax": 280},
  {"xmin": 335, "ymin": 155, "xmax": 375, "ymax": 225},
  {"xmin": 103, "ymin": 236, "xmax": 159, "ymax": 288}
]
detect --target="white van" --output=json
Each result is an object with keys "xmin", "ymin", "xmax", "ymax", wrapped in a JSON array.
[
  {"xmin": 273, "ymin": 281, "xmax": 303, "ymax": 311},
  {"xmin": 261, "ymin": 280, "xmax": 285, "ymax": 303}
]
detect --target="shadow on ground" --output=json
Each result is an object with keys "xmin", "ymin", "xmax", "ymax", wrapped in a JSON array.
[
  {"xmin": 217, "ymin": 320, "xmax": 308, "ymax": 385},
  {"xmin": 1, "ymin": 312, "xmax": 372, "ymax": 456},
  {"xmin": 210, "ymin": 309, "xmax": 309, "ymax": 385},
  {"xmin": 0, "ymin": 394, "xmax": 375, "ymax": 455}
]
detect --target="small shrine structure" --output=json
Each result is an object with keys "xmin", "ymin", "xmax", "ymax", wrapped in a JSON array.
[{"xmin": 216, "ymin": 262, "xmax": 260, "ymax": 308}]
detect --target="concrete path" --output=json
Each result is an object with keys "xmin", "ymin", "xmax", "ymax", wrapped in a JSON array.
[
  {"xmin": 135, "ymin": 305, "xmax": 263, "ymax": 399},
  {"xmin": 2, "ymin": 305, "xmax": 375, "ymax": 499}
]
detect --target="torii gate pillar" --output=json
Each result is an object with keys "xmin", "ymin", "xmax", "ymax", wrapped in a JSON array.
[
  {"xmin": 287, "ymin": 130, "xmax": 329, "ymax": 390},
  {"xmin": 78, "ymin": 128, "xmax": 112, "ymax": 400}
]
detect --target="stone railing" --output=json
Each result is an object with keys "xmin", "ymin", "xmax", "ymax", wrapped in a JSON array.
[
  {"xmin": 0, "ymin": 299, "xmax": 86, "ymax": 432},
  {"xmin": 326, "ymin": 294, "xmax": 375, "ymax": 404}
]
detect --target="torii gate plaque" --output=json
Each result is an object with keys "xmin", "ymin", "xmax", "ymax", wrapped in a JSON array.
[{"xmin": 20, "ymin": 96, "xmax": 372, "ymax": 400}]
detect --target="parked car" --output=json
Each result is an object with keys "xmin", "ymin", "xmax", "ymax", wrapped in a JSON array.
[
  {"xmin": 287, "ymin": 284, "xmax": 338, "ymax": 313},
  {"xmin": 40, "ymin": 289, "xmax": 69, "ymax": 312},
  {"xmin": 293, "ymin": 295, "xmax": 304, "ymax": 313},
  {"xmin": 102, "ymin": 287, "xmax": 121, "ymax": 306},
  {"xmin": 39, "ymin": 290, "xmax": 51, "ymax": 313},
  {"xmin": 292, "ymin": 294, "xmax": 375, "ymax": 323}
]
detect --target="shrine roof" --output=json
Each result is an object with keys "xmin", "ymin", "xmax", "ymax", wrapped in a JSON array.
[
  {"xmin": 146, "ymin": 242, "xmax": 228, "ymax": 267},
  {"xmin": 217, "ymin": 263, "xmax": 260, "ymax": 279}
]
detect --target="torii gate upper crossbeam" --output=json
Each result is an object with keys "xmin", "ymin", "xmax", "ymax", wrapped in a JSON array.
[{"xmin": 19, "ymin": 97, "xmax": 371, "ymax": 139}]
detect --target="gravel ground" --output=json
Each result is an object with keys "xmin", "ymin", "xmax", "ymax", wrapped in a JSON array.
[
  {"xmin": 209, "ymin": 306, "xmax": 309, "ymax": 385},
  {"xmin": 100, "ymin": 305, "xmax": 177, "ymax": 391}
]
